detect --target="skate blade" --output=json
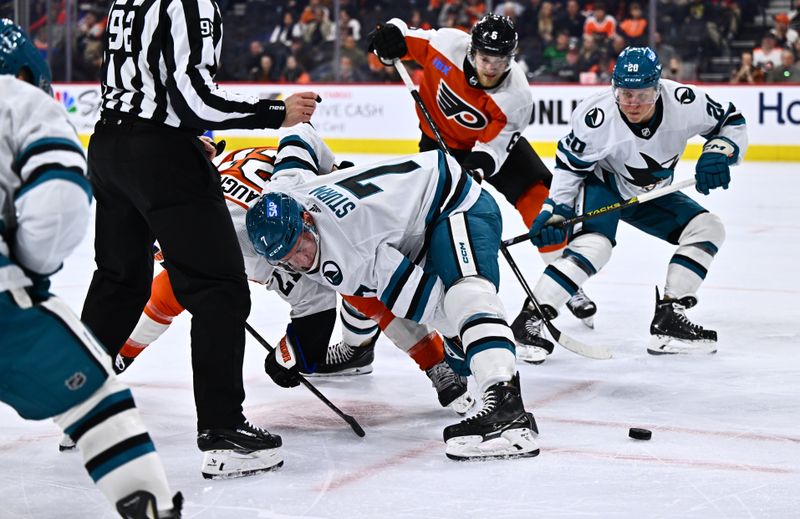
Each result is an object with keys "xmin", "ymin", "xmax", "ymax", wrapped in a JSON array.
[
  {"xmin": 303, "ymin": 365, "xmax": 374, "ymax": 377},
  {"xmin": 647, "ymin": 335, "xmax": 717, "ymax": 355},
  {"xmin": 445, "ymin": 428, "xmax": 540, "ymax": 461},
  {"xmin": 516, "ymin": 344, "xmax": 549, "ymax": 365},
  {"xmin": 201, "ymin": 448, "xmax": 283, "ymax": 480},
  {"xmin": 581, "ymin": 316, "xmax": 595, "ymax": 329},
  {"xmin": 449, "ymin": 392, "xmax": 475, "ymax": 416}
]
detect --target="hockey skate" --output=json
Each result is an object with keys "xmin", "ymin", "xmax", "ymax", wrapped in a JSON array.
[
  {"xmin": 510, "ymin": 299, "xmax": 555, "ymax": 364},
  {"xmin": 117, "ymin": 490, "xmax": 183, "ymax": 519},
  {"xmin": 566, "ymin": 288, "xmax": 597, "ymax": 329},
  {"xmin": 647, "ymin": 287, "xmax": 717, "ymax": 355},
  {"xmin": 301, "ymin": 337, "xmax": 375, "ymax": 377},
  {"xmin": 425, "ymin": 360, "xmax": 474, "ymax": 415},
  {"xmin": 197, "ymin": 420, "xmax": 283, "ymax": 479},
  {"xmin": 443, "ymin": 373, "xmax": 539, "ymax": 461},
  {"xmin": 113, "ymin": 353, "xmax": 136, "ymax": 374}
]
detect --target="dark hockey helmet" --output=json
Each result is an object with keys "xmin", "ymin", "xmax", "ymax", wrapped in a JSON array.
[
  {"xmin": 246, "ymin": 192, "xmax": 318, "ymax": 271},
  {"xmin": 0, "ymin": 19, "xmax": 52, "ymax": 94},
  {"xmin": 469, "ymin": 14, "xmax": 518, "ymax": 59},
  {"xmin": 612, "ymin": 46, "xmax": 662, "ymax": 90}
]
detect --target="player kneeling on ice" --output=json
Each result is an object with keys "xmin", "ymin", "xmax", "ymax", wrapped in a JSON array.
[
  {"xmin": 246, "ymin": 123, "xmax": 539, "ymax": 461},
  {"xmin": 525, "ymin": 46, "xmax": 747, "ymax": 355},
  {"xmin": 109, "ymin": 145, "xmax": 472, "ymax": 417}
]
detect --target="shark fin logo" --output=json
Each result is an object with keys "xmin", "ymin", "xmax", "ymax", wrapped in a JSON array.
[
  {"xmin": 674, "ymin": 87, "xmax": 696, "ymax": 104},
  {"xmin": 584, "ymin": 107, "xmax": 605, "ymax": 128},
  {"xmin": 624, "ymin": 153, "xmax": 680, "ymax": 188},
  {"xmin": 322, "ymin": 261, "xmax": 343, "ymax": 286}
]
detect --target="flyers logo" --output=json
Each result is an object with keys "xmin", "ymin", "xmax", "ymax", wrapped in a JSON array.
[{"xmin": 437, "ymin": 81, "xmax": 487, "ymax": 130}]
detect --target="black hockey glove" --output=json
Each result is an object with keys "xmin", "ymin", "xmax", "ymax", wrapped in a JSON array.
[
  {"xmin": 264, "ymin": 325, "xmax": 304, "ymax": 388},
  {"xmin": 463, "ymin": 168, "xmax": 483, "ymax": 184},
  {"xmin": 368, "ymin": 24, "xmax": 407, "ymax": 65}
]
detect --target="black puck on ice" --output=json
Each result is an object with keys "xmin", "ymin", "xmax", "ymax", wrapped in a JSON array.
[{"xmin": 628, "ymin": 427, "xmax": 652, "ymax": 440}]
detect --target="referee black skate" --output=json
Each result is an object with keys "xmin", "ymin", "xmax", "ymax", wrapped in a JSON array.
[{"xmin": 81, "ymin": 0, "xmax": 318, "ymax": 479}]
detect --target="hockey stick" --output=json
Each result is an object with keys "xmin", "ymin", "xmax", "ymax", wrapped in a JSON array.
[
  {"xmin": 503, "ymin": 178, "xmax": 697, "ymax": 247},
  {"xmin": 499, "ymin": 244, "xmax": 612, "ymax": 360},
  {"xmin": 244, "ymin": 322, "xmax": 366, "ymax": 438},
  {"xmin": 394, "ymin": 60, "xmax": 450, "ymax": 155}
]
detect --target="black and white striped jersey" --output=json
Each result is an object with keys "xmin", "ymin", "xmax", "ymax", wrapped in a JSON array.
[{"xmin": 100, "ymin": 0, "xmax": 285, "ymax": 130}]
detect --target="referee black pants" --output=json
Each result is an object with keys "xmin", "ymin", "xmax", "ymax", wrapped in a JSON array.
[{"xmin": 82, "ymin": 117, "xmax": 250, "ymax": 431}]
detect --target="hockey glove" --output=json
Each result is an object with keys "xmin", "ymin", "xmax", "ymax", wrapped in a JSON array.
[
  {"xmin": 21, "ymin": 268, "xmax": 52, "ymax": 304},
  {"xmin": 264, "ymin": 325, "xmax": 304, "ymax": 388},
  {"xmin": 463, "ymin": 168, "xmax": 483, "ymax": 184},
  {"xmin": 529, "ymin": 198, "xmax": 575, "ymax": 248},
  {"xmin": 695, "ymin": 138, "xmax": 735, "ymax": 195},
  {"xmin": 368, "ymin": 24, "xmax": 407, "ymax": 65}
]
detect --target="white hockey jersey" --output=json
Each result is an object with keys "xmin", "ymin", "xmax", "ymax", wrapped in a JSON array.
[
  {"xmin": 390, "ymin": 18, "xmax": 533, "ymax": 178},
  {"xmin": 213, "ymin": 144, "xmax": 336, "ymax": 318},
  {"xmin": 0, "ymin": 77, "xmax": 90, "ymax": 292},
  {"xmin": 264, "ymin": 124, "xmax": 481, "ymax": 331},
  {"xmin": 550, "ymin": 79, "xmax": 749, "ymax": 204}
]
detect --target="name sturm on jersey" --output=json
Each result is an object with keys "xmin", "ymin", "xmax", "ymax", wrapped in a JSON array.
[
  {"xmin": 437, "ymin": 81, "xmax": 487, "ymax": 130},
  {"xmin": 309, "ymin": 185, "xmax": 356, "ymax": 218}
]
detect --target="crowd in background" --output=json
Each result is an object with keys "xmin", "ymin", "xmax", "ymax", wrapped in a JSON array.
[{"xmin": 5, "ymin": 0, "xmax": 800, "ymax": 84}]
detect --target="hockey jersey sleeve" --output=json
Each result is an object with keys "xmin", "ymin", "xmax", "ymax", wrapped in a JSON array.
[
  {"xmin": 550, "ymin": 104, "xmax": 605, "ymax": 206},
  {"xmin": 270, "ymin": 123, "xmax": 337, "ymax": 183},
  {"xmin": 10, "ymin": 81, "xmax": 91, "ymax": 279},
  {"xmin": 374, "ymin": 242, "xmax": 446, "ymax": 326},
  {"xmin": 690, "ymin": 87, "xmax": 748, "ymax": 165},
  {"xmin": 467, "ymin": 94, "xmax": 532, "ymax": 179}
]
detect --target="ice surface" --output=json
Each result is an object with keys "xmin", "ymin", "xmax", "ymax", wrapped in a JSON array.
[{"xmin": 2, "ymin": 158, "xmax": 798, "ymax": 518}]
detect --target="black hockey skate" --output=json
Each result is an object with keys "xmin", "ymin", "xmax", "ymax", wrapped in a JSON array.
[
  {"xmin": 197, "ymin": 420, "xmax": 283, "ymax": 479},
  {"xmin": 647, "ymin": 287, "xmax": 717, "ymax": 355},
  {"xmin": 566, "ymin": 288, "xmax": 597, "ymax": 329},
  {"xmin": 510, "ymin": 299, "xmax": 555, "ymax": 364},
  {"xmin": 116, "ymin": 490, "xmax": 183, "ymax": 519},
  {"xmin": 113, "ymin": 353, "xmax": 136, "ymax": 374},
  {"xmin": 425, "ymin": 360, "xmax": 474, "ymax": 415},
  {"xmin": 443, "ymin": 373, "xmax": 539, "ymax": 461},
  {"xmin": 301, "ymin": 337, "xmax": 375, "ymax": 377}
]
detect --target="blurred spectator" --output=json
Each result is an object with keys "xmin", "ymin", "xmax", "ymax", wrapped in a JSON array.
[
  {"xmin": 584, "ymin": 2, "xmax": 616, "ymax": 40},
  {"xmin": 409, "ymin": 9, "xmax": 433, "ymax": 30},
  {"xmin": 518, "ymin": 0, "xmax": 543, "ymax": 40},
  {"xmin": 340, "ymin": 34, "xmax": 367, "ymax": 70},
  {"xmin": 321, "ymin": 55, "xmax": 368, "ymax": 82},
  {"xmin": 556, "ymin": 44, "xmax": 582, "ymax": 82},
  {"xmin": 332, "ymin": 9, "xmax": 362, "ymax": 41},
  {"xmin": 301, "ymin": 6, "xmax": 333, "ymax": 45},
  {"xmin": 269, "ymin": 12, "xmax": 302, "ymax": 48},
  {"xmin": 555, "ymin": 0, "xmax": 586, "ymax": 41},
  {"xmin": 753, "ymin": 34, "xmax": 783, "ymax": 70},
  {"xmin": 367, "ymin": 53, "xmax": 402, "ymax": 82},
  {"xmin": 678, "ymin": 0, "xmax": 720, "ymax": 60},
  {"xmin": 579, "ymin": 34, "xmax": 602, "ymax": 72},
  {"xmin": 540, "ymin": 30, "xmax": 571, "ymax": 76},
  {"xmin": 280, "ymin": 55, "xmax": 311, "ymax": 83},
  {"xmin": 538, "ymin": 1, "xmax": 556, "ymax": 45},
  {"xmin": 731, "ymin": 51, "xmax": 764, "ymax": 83},
  {"xmin": 653, "ymin": 31, "xmax": 677, "ymax": 72},
  {"xmin": 618, "ymin": 2, "xmax": 648, "ymax": 46},
  {"xmin": 765, "ymin": 49, "xmax": 800, "ymax": 83},
  {"xmin": 250, "ymin": 54, "xmax": 277, "ymax": 82},
  {"xmin": 465, "ymin": 0, "xmax": 488, "ymax": 26},
  {"xmin": 243, "ymin": 40, "xmax": 265, "ymax": 77},
  {"xmin": 771, "ymin": 13, "xmax": 798, "ymax": 49},
  {"xmin": 790, "ymin": 1, "xmax": 800, "ymax": 32},
  {"xmin": 494, "ymin": 1, "xmax": 525, "ymax": 17}
]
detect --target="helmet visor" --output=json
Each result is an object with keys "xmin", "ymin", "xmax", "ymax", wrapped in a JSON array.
[{"xmin": 613, "ymin": 86, "xmax": 660, "ymax": 107}]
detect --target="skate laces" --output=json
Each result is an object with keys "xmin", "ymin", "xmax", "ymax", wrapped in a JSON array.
[
  {"xmin": 326, "ymin": 341, "xmax": 355, "ymax": 364},
  {"xmin": 569, "ymin": 288, "xmax": 591, "ymax": 307},
  {"xmin": 426, "ymin": 361, "xmax": 461, "ymax": 391},
  {"xmin": 668, "ymin": 302, "xmax": 706, "ymax": 332},
  {"xmin": 464, "ymin": 386, "xmax": 500, "ymax": 422}
]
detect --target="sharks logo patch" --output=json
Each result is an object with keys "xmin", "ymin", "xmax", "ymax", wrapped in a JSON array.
[
  {"xmin": 624, "ymin": 153, "xmax": 680, "ymax": 188},
  {"xmin": 674, "ymin": 87, "xmax": 696, "ymax": 104},
  {"xmin": 584, "ymin": 107, "xmax": 605, "ymax": 128},
  {"xmin": 437, "ymin": 81, "xmax": 487, "ymax": 130},
  {"xmin": 322, "ymin": 261, "xmax": 343, "ymax": 286}
]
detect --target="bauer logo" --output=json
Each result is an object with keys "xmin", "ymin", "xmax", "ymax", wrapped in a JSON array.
[{"xmin": 54, "ymin": 90, "xmax": 77, "ymax": 113}]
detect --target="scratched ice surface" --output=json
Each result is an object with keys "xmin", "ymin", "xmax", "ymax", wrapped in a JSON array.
[{"xmin": 2, "ymin": 159, "xmax": 798, "ymax": 518}]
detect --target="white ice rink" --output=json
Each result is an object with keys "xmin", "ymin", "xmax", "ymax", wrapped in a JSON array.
[{"xmin": 2, "ymin": 158, "xmax": 799, "ymax": 518}]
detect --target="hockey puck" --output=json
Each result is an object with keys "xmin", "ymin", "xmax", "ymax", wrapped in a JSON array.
[{"xmin": 628, "ymin": 427, "xmax": 652, "ymax": 440}]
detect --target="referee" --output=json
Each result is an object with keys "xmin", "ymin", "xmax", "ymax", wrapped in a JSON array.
[{"xmin": 81, "ymin": 0, "xmax": 317, "ymax": 478}]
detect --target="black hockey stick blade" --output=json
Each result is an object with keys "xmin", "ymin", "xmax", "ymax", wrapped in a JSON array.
[
  {"xmin": 244, "ymin": 322, "xmax": 366, "ymax": 437},
  {"xmin": 499, "ymin": 245, "xmax": 612, "ymax": 360}
]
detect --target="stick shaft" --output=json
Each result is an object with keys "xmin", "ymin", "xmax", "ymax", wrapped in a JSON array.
[{"xmin": 394, "ymin": 60, "xmax": 449, "ymax": 155}]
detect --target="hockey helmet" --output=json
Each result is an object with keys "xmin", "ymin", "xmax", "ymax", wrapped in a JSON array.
[
  {"xmin": 246, "ymin": 192, "xmax": 318, "ymax": 271},
  {"xmin": 470, "ymin": 14, "xmax": 518, "ymax": 58},
  {"xmin": 612, "ymin": 46, "xmax": 662, "ymax": 90},
  {"xmin": 0, "ymin": 19, "xmax": 52, "ymax": 94}
]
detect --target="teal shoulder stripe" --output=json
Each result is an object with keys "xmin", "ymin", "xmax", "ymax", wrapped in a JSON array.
[
  {"xmin": 16, "ymin": 137, "xmax": 85, "ymax": 164},
  {"xmin": 16, "ymin": 170, "xmax": 92, "ymax": 202},
  {"xmin": 557, "ymin": 141, "xmax": 594, "ymax": 169},
  {"xmin": 279, "ymin": 136, "xmax": 320, "ymax": 169}
]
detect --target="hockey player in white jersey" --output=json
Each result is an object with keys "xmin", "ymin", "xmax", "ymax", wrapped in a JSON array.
[
  {"xmin": 112, "ymin": 146, "xmax": 473, "ymax": 416},
  {"xmin": 525, "ymin": 46, "xmax": 748, "ymax": 355},
  {"xmin": 246, "ymin": 123, "xmax": 539, "ymax": 461},
  {"xmin": 0, "ymin": 20, "xmax": 181, "ymax": 517}
]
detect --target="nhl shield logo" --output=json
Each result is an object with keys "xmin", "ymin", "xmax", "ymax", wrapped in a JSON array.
[
  {"xmin": 65, "ymin": 372, "xmax": 87, "ymax": 391},
  {"xmin": 674, "ymin": 87, "xmax": 696, "ymax": 104},
  {"xmin": 322, "ymin": 261, "xmax": 343, "ymax": 286},
  {"xmin": 584, "ymin": 107, "xmax": 604, "ymax": 128}
]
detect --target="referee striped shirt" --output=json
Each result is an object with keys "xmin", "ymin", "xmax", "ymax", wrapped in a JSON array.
[{"xmin": 101, "ymin": 0, "xmax": 285, "ymax": 130}]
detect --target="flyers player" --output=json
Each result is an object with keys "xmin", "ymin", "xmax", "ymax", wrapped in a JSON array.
[
  {"xmin": 368, "ymin": 14, "xmax": 597, "ymax": 363},
  {"xmin": 113, "ymin": 144, "xmax": 473, "ymax": 416}
]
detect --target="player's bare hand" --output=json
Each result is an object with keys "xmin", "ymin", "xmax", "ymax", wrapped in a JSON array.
[
  {"xmin": 198, "ymin": 135, "xmax": 217, "ymax": 161},
  {"xmin": 282, "ymin": 92, "xmax": 320, "ymax": 127}
]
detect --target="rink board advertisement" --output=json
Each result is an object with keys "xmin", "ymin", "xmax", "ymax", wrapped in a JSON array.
[{"xmin": 54, "ymin": 83, "xmax": 800, "ymax": 161}]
